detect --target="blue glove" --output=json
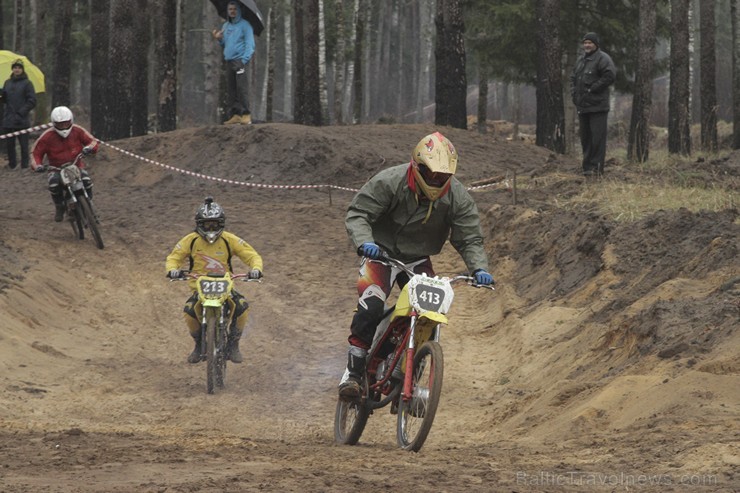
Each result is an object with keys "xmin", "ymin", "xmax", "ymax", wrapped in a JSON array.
[
  {"xmin": 82, "ymin": 145, "xmax": 94, "ymax": 155},
  {"xmin": 473, "ymin": 269, "xmax": 494, "ymax": 286},
  {"xmin": 359, "ymin": 242, "xmax": 381, "ymax": 260}
]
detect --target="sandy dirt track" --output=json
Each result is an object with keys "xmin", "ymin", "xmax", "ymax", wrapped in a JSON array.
[{"xmin": 0, "ymin": 123, "xmax": 737, "ymax": 492}]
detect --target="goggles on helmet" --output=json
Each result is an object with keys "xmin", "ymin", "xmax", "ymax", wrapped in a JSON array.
[
  {"xmin": 54, "ymin": 120, "xmax": 73, "ymax": 131},
  {"xmin": 199, "ymin": 219, "xmax": 223, "ymax": 232}
]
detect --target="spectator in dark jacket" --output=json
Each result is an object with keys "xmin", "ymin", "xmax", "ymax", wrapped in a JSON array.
[
  {"xmin": 570, "ymin": 32, "xmax": 616, "ymax": 177},
  {"xmin": 1, "ymin": 59, "xmax": 36, "ymax": 169}
]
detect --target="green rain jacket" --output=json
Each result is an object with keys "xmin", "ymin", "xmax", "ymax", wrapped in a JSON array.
[{"xmin": 345, "ymin": 163, "xmax": 488, "ymax": 272}]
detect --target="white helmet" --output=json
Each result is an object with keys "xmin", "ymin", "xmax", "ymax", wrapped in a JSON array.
[{"xmin": 50, "ymin": 106, "xmax": 74, "ymax": 138}]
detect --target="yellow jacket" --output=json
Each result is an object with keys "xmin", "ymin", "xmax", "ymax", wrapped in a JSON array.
[{"xmin": 165, "ymin": 231, "xmax": 263, "ymax": 290}]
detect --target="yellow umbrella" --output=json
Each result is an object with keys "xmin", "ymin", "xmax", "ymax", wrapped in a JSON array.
[{"xmin": 0, "ymin": 50, "xmax": 45, "ymax": 93}]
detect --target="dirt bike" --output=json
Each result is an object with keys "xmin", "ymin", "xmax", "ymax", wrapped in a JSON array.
[
  {"xmin": 171, "ymin": 270, "xmax": 261, "ymax": 394},
  {"xmin": 334, "ymin": 255, "xmax": 495, "ymax": 452},
  {"xmin": 45, "ymin": 153, "xmax": 104, "ymax": 249}
]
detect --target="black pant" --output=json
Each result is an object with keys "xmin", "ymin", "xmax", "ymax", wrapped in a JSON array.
[
  {"xmin": 578, "ymin": 111, "xmax": 608, "ymax": 175},
  {"xmin": 5, "ymin": 129, "xmax": 30, "ymax": 169},
  {"xmin": 225, "ymin": 59, "xmax": 250, "ymax": 119}
]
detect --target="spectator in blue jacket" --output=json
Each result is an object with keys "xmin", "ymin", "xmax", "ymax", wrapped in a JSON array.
[
  {"xmin": 1, "ymin": 59, "xmax": 36, "ymax": 169},
  {"xmin": 212, "ymin": 1, "xmax": 255, "ymax": 125}
]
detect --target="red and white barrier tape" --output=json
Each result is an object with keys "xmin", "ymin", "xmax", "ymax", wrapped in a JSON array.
[{"xmin": 2, "ymin": 124, "xmax": 509, "ymax": 192}]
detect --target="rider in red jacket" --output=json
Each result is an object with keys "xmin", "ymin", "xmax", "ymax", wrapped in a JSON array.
[{"xmin": 31, "ymin": 106, "xmax": 99, "ymax": 222}]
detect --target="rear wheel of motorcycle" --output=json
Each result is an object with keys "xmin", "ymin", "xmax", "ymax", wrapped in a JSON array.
[
  {"xmin": 396, "ymin": 341, "xmax": 444, "ymax": 452},
  {"xmin": 78, "ymin": 195, "xmax": 104, "ymax": 249},
  {"xmin": 334, "ymin": 391, "xmax": 370, "ymax": 445},
  {"xmin": 205, "ymin": 312, "xmax": 218, "ymax": 394}
]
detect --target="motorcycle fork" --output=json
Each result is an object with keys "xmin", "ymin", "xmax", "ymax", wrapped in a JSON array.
[{"xmin": 401, "ymin": 314, "xmax": 418, "ymax": 402}]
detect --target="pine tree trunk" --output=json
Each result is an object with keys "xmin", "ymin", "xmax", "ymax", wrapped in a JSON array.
[
  {"xmin": 108, "ymin": 0, "xmax": 136, "ymax": 139},
  {"xmin": 131, "ymin": 0, "xmax": 149, "ymax": 136},
  {"xmin": 669, "ymin": 0, "xmax": 692, "ymax": 155},
  {"xmin": 14, "ymin": 0, "xmax": 23, "ymax": 53},
  {"xmin": 32, "ymin": 0, "xmax": 48, "ymax": 125},
  {"xmin": 283, "ymin": 4, "xmax": 293, "ymax": 120},
  {"xmin": 416, "ymin": 0, "xmax": 433, "ymax": 123},
  {"xmin": 628, "ymin": 0, "xmax": 657, "ymax": 162},
  {"xmin": 477, "ymin": 65, "xmax": 488, "ymax": 134},
  {"xmin": 305, "ymin": 0, "xmax": 322, "ymax": 125},
  {"xmin": 90, "ymin": 1, "xmax": 109, "ymax": 137},
  {"xmin": 332, "ymin": 0, "xmax": 345, "ymax": 124},
  {"xmin": 733, "ymin": 0, "xmax": 740, "ymax": 148},
  {"xmin": 293, "ymin": 0, "xmax": 305, "ymax": 123},
  {"xmin": 51, "ymin": 0, "xmax": 72, "ymax": 108},
  {"xmin": 699, "ymin": 0, "xmax": 718, "ymax": 152},
  {"xmin": 156, "ymin": 0, "xmax": 177, "ymax": 132},
  {"xmin": 352, "ymin": 0, "xmax": 364, "ymax": 123},
  {"xmin": 318, "ymin": 0, "xmax": 328, "ymax": 122},
  {"xmin": 434, "ymin": 0, "xmax": 467, "ymax": 129},
  {"xmin": 266, "ymin": 6, "xmax": 277, "ymax": 122},
  {"xmin": 534, "ymin": 0, "xmax": 565, "ymax": 153}
]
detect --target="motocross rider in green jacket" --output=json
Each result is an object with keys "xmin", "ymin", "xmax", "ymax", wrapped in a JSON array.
[{"xmin": 338, "ymin": 132, "xmax": 494, "ymax": 399}]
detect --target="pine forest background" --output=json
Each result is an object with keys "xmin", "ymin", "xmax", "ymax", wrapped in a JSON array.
[{"xmin": 1, "ymin": 0, "xmax": 740, "ymax": 160}]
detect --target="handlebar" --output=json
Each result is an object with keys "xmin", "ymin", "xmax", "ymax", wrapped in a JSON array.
[
  {"xmin": 167, "ymin": 270, "xmax": 263, "ymax": 283},
  {"xmin": 43, "ymin": 152, "xmax": 85, "ymax": 172},
  {"xmin": 370, "ymin": 255, "xmax": 494, "ymax": 290}
]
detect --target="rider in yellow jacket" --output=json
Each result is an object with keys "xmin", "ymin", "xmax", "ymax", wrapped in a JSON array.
[{"xmin": 165, "ymin": 197, "xmax": 263, "ymax": 364}]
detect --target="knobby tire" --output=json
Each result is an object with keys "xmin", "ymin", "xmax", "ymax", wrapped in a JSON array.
[
  {"xmin": 216, "ymin": 323, "xmax": 227, "ymax": 389},
  {"xmin": 206, "ymin": 311, "xmax": 218, "ymax": 394},
  {"xmin": 334, "ymin": 395, "xmax": 370, "ymax": 446},
  {"xmin": 70, "ymin": 205, "xmax": 84, "ymax": 240},
  {"xmin": 396, "ymin": 341, "xmax": 444, "ymax": 452},
  {"xmin": 78, "ymin": 195, "xmax": 104, "ymax": 249}
]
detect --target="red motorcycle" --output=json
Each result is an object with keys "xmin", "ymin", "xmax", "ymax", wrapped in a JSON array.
[{"xmin": 334, "ymin": 255, "xmax": 494, "ymax": 452}]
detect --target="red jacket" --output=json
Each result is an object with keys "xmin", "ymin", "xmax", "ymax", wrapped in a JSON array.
[{"xmin": 31, "ymin": 125, "xmax": 98, "ymax": 170}]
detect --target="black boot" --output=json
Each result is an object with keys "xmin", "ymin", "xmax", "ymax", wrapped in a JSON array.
[
  {"xmin": 338, "ymin": 346, "xmax": 367, "ymax": 399},
  {"xmin": 227, "ymin": 331, "xmax": 243, "ymax": 364},
  {"xmin": 54, "ymin": 205, "xmax": 65, "ymax": 222},
  {"xmin": 187, "ymin": 335, "xmax": 202, "ymax": 364}
]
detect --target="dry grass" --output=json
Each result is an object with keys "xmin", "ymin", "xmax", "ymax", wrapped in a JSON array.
[
  {"xmin": 571, "ymin": 179, "xmax": 738, "ymax": 222},
  {"xmin": 568, "ymin": 149, "xmax": 738, "ymax": 222}
]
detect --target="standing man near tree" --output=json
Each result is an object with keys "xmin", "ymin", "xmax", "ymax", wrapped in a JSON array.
[
  {"xmin": 213, "ymin": 1, "xmax": 255, "ymax": 125},
  {"xmin": 570, "ymin": 32, "xmax": 616, "ymax": 177}
]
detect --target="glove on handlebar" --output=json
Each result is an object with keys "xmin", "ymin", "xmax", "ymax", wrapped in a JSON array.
[
  {"xmin": 473, "ymin": 269, "xmax": 494, "ymax": 286},
  {"xmin": 167, "ymin": 269, "xmax": 182, "ymax": 279},
  {"xmin": 249, "ymin": 268, "xmax": 262, "ymax": 279},
  {"xmin": 359, "ymin": 242, "xmax": 381, "ymax": 260},
  {"xmin": 82, "ymin": 145, "xmax": 94, "ymax": 155},
  {"xmin": 34, "ymin": 164, "xmax": 47, "ymax": 173}
]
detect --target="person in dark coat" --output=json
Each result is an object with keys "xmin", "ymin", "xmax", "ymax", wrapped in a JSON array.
[
  {"xmin": 570, "ymin": 32, "xmax": 616, "ymax": 177},
  {"xmin": 1, "ymin": 59, "xmax": 37, "ymax": 169}
]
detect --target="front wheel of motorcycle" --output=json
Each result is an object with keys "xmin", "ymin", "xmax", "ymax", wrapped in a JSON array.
[
  {"xmin": 396, "ymin": 341, "xmax": 444, "ymax": 452},
  {"xmin": 78, "ymin": 195, "xmax": 104, "ymax": 249},
  {"xmin": 69, "ymin": 204, "xmax": 84, "ymax": 240},
  {"xmin": 334, "ymin": 392, "xmax": 370, "ymax": 445},
  {"xmin": 205, "ymin": 311, "xmax": 218, "ymax": 394}
]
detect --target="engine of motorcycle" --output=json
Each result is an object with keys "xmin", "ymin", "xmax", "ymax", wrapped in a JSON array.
[{"xmin": 375, "ymin": 360, "xmax": 387, "ymax": 380}]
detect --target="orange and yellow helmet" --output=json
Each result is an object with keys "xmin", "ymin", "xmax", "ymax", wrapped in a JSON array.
[{"xmin": 410, "ymin": 132, "xmax": 457, "ymax": 201}]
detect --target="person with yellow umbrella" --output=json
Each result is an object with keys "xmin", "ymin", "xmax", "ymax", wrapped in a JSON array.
[{"xmin": 0, "ymin": 59, "xmax": 36, "ymax": 169}]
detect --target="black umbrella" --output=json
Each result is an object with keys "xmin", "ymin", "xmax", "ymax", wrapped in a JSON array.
[{"xmin": 210, "ymin": 0, "xmax": 265, "ymax": 37}]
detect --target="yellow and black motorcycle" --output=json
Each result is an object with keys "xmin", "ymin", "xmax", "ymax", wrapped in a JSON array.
[{"xmin": 172, "ymin": 271, "xmax": 260, "ymax": 394}]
